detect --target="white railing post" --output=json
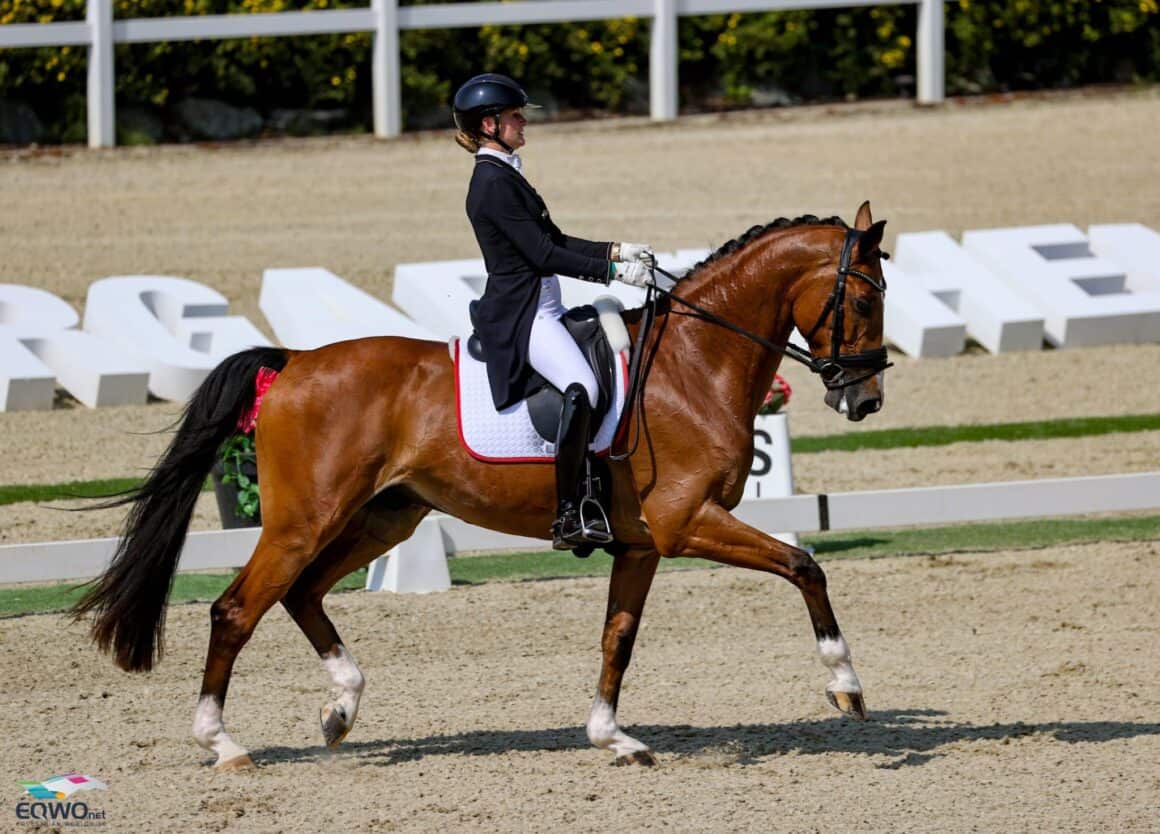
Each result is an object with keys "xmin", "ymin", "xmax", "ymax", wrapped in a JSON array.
[
  {"xmin": 650, "ymin": 0, "xmax": 678, "ymax": 121},
  {"xmin": 86, "ymin": 0, "xmax": 115, "ymax": 147},
  {"xmin": 916, "ymin": 0, "xmax": 944, "ymax": 104},
  {"xmin": 372, "ymin": 0, "xmax": 401, "ymax": 138}
]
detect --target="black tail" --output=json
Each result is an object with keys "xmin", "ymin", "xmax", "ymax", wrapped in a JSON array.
[{"xmin": 71, "ymin": 346, "xmax": 289, "ymax": 673}]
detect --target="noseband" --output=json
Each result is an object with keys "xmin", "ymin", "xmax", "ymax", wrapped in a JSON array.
[{"xmin": 648, "ymin": 227, "xmax": 892, "ymax": 390}]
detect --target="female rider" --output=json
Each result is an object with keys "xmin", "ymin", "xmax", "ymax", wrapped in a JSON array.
[{"xmin": 451, "ymin": 73, "xmax": 654, "ymax": 551}]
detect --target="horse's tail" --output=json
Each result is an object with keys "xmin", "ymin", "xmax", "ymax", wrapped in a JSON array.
[{"xmin": 71, "ymin": 346, "xmax": 290, "ymax": 673}]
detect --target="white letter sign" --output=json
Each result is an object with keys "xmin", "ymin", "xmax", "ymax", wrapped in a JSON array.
[
  {"xmin": 84, "ymin": 276, "xmax": 270, "ymax": 402},
  {"xmin": 963, "ymin": 224, "xmax": 1160, "ymax": 347},
  {"xmin": 0, "ymin": 284, "xmax": 149, "ymax": 411}
]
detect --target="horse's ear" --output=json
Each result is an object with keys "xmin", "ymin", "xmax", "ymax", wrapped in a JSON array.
[
  {"xmin": 854, "ymin": 201, "xmax": 873, "ymax": 231},
  {"xmin": 859, "ymin": 219, "xmax": 887, "ymax": 258}
]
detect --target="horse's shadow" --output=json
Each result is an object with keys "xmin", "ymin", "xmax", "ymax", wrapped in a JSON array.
[{"xmin": 251, "ymin": 709, "xmax": 1160, "ymax": 769}]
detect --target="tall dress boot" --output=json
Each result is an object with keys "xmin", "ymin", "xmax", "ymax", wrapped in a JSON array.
[{"xmin": 551, "ymin": 383, "xmax": 608, "ymax": 550}]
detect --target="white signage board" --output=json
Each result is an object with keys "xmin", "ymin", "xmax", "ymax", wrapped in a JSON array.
[
  {"xmin": 962, "ymin": 224, "xmax": 1160, "ymax": 347},
  {"xmin": 4, "ymin": 222, "xmax": 1160, "ymax": 410},
  {"xmin": 260, "ymin": 267, "xmax": 436, "ymax": 348},
  {"xmin": 84, "ymin": 276, "xmax": 270, "ymax": 402},
  {"xmin": 0, "ymin": 284, "xmax": 149, "ymax": 411}
]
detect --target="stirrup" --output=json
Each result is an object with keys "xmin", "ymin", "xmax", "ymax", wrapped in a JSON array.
[{"xmin": 577, "ymin": 495, "xmax": 613, "ymax": 544}]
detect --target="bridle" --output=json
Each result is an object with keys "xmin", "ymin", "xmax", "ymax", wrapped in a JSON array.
[
  {"xmin": 612, "ymin": 226, "xmax": 891, "ymax": 462},
  {"xmin": 647, "ymin": 227, "xmax": 892, "ymax": 390}
]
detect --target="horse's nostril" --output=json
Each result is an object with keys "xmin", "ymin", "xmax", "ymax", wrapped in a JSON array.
[{"xmin": 856, "ymin": 398, "xmax": 882, "ymax": 418}]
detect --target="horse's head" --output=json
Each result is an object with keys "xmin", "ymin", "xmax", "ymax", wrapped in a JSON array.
[{"xmin": 791, "ymin": 201, "xmax": 889, "ymax": 422}]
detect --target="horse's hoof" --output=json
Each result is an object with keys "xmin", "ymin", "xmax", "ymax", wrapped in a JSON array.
[
  {"xmin": 827, "ymin": 689, "xmax": 868, "ymax": 720},
  {"xmin": 215, "ymin": 754, "xmax": 256, "ymax": 771},
  {"xmin": 613, "ymin": 750, "xmax": 658, "ymax": 767},
  {"xmin": 320, "ymin": 705, "xmax": 352, "ymax": 748}
]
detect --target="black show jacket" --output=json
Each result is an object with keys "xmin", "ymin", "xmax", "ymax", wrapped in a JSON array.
[{"xmin": 465, "ymin": 155, "xmax": 613, "ymax": 410}]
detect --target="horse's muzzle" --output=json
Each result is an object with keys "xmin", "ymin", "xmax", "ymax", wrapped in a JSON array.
[{"xmin": 826, "ymin": 382, "xmax": 883, "ymax": 422}]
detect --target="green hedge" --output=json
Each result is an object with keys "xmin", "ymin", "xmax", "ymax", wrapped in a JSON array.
[{"xmin": 0, "ymin": 0, "xmax": 1156, "ymax": 142}]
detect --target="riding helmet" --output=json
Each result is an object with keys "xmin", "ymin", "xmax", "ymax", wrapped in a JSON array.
[{"xmin": 451, "ymin": 73, "xmax": 536, "ymax": 134}]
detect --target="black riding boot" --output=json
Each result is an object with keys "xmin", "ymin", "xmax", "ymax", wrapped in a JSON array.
[{"xmin": 551, "ymin": 383, "xmax": 608, "ymax": 550}]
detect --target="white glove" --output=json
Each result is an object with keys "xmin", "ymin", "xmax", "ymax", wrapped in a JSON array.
[
  {"xmin": 616, "ymin": 242, "xmax": 656, "ymax": 266},
  {"xmin": 611, "ymin": 260, "xmax": 651, "ymax": 288}
]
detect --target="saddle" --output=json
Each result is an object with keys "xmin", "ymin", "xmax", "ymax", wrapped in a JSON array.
[{"xmin": 468, "ymin": 301, "xmax": 617, "ymax": 442}]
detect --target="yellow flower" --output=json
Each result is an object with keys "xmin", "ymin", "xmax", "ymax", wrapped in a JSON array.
[{"xmin": 881, "ymin": 48, "xmax": 904, "ymax": 69}]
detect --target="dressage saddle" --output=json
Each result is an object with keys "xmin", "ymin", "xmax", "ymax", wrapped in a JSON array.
[{"xmin": 467, "ymin": 301, "xmax": 617, "ymax": 442}]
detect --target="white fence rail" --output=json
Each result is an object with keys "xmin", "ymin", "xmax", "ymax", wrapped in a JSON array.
[
  {"xmin": 3, "ymin": 472, "xmax": 1156, "ymax": 587},
  {"xmin": 0, "ymin": 0, "xmax": 945, "ymax": 148}
]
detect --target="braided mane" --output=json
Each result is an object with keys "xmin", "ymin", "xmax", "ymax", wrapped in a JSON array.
[{"xmin": 685, "ymin": 214, "xmax": 849, "ymax": 279}]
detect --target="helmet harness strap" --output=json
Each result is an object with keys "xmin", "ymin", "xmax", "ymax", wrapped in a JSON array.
[{"xmin": 481, "ymin": 111, "xmax": 514, "ymax": 153}]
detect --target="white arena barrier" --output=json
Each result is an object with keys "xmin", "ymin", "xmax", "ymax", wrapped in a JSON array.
[
  {"xmin": 892, "ymin": 231, "xmax": 1045, "ymax": 353},
  {"xmin": 963, "ymin": 224, "xmax": 1160, "ymax": 348},
  {"xmin": 0, "ymin": 284, "xmax": 149, "ymax": 411},
  {"xmin": 6, "ymin": 472, "xmax": 1158, "ymax": 589},
  {"xmin": 260, "ymin": 267, "xmax": 436, "ymax": 348},
  {"xmin": 83, "ymin": 276, "xmax": 270, "ymax": 401}
]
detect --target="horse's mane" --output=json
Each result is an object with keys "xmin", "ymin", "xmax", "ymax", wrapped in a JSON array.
[{"xmin": 684, "ymin": 214, "xmax": 849, "ymax": 280}]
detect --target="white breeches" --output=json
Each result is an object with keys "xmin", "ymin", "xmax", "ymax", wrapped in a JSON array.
[{"xmin": 527, "ymin": 276, "xmax": 598, "ymax": 407}]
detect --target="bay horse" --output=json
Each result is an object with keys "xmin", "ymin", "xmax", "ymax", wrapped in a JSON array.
[{"xmin": 74, "ymin": 202, "xmax": 889, "ymax": 769}]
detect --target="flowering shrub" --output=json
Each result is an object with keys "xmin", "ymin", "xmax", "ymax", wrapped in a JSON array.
[{"xmin": 0, "ymin": 0, "xmax": 1156, "ymax": 142}]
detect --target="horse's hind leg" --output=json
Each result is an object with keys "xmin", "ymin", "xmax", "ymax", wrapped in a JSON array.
[
  {"xmin": 192, "ymin": 489, "xmax": 382, "ymax": 768},
  {"xmin": 586, "ymin": 549, "xmax": 661, "ymax": 765},
  {"xmin": 281, "ymin": 502, "xmax": 430, "ymax": 749},
  {"xmin": 192, "ymin": 527, "xmax": 327, "ymax": 770}
]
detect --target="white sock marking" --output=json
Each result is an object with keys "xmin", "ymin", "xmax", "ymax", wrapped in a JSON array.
[
  {"xmin": 586, "ymin": 697, "xmax": 650, "ymax": 758},
  {"xmin": 321, "ymin": 645, "xmax": 365, "ymax": 726},
  {"xmin": 818, "ymin": 635, "xmax": 862, "ymax": 694},
  {"xmin": 192, "ymin": 695, "xmax": 249, "ymax": 765}
]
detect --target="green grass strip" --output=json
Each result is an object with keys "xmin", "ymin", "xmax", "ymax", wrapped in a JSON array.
[
  {"xmin": 791, "ymin": 413, "xmax": 1160, "ymax": 454},
  {"xmin": 0, "ymin": 478, "xmax": 144, "ymax": 506},
  {"xmin": 4, "ymin": 513, "xmax": 1157, "ymax": 618},
  {"xmin": 4, "ymin": 413, "xmax": 1158, "ymax": 509}
]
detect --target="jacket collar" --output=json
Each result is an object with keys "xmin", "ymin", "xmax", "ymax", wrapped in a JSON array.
[{"xmin": 476, "ymin": 147, "xmax": 523, "ymax": 175}]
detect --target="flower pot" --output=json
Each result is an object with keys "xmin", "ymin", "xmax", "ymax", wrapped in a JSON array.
[{"xmin": 210, "ymin": 459, "xmax": 261, "ymax": 529}]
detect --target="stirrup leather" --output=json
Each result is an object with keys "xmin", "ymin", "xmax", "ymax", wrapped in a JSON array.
[{"xmin": 577, "ymin": 459, "xmax": 613, "ymax": 544}]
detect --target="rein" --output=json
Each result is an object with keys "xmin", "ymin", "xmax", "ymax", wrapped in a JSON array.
[{"xmin": 611, "ymin": 227, "xmax": 891, "ymax": 461}]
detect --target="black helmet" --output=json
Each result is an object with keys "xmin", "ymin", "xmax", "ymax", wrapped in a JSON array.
[{"xmin": 451, "ymin": 73, "xmax": 535, "ymax": 135}]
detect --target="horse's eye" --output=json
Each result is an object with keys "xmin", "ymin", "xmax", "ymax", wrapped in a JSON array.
[{"xmin": 852, "ymin": 298, "xmax": 872, "ymax": 316}]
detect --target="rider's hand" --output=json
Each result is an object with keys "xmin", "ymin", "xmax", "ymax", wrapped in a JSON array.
[
  {"xmin": 610, "ymin": 261, "xmax": 651, "ymax": 288},
  {"xmin": 616, "ymin": 242, "xmax": 656, "ymax": 266}
]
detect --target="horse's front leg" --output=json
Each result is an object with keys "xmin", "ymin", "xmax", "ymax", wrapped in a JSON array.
[
  {"xmin": 587, "ymin": 549, "xmax": 661, "ymax": 765},
  {"xmin": 663, "ymin": 502, "xmax": 866, "ymax": 720}
]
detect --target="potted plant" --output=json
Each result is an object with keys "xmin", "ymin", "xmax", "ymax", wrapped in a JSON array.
[
  {"xmin": 211, "ymin": 433, "xmax": 261, "ymax": 528},
  {"xmin": 759, "ymin": 374, "xmax": 792, "ymax": 416}
]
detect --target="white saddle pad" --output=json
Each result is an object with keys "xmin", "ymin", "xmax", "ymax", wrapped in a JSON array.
[{"xmin": 454, "ymin": 339, "xmax": 630, "ymax": 463}]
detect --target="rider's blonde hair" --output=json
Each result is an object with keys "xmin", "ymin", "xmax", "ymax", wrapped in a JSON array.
[{"xmin": 455, "ymin": 130, "xmax": 481, "ymax": 153}]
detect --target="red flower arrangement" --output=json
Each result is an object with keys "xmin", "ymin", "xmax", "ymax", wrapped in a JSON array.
[{"xmin": 759, "ymin": 374, "xmax": 792, "ymax": 415}]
